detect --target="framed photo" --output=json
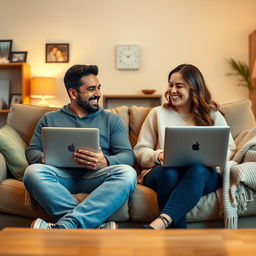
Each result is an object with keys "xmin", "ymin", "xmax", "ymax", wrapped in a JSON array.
[
  {"xmin": 10, "ymin": 94, "xmax": 22, "ymax": 106},
  {"xmin": 0, "ymin": 40, "xmax": 12, "ymax": 63},
  {"xmin": 0, "ymin": 80, "xmax": 10, "ymax": 110},
  {"xmin": 10, "ymin": 51, "xmax": 27, "ymax": 63},
  {"xmin": 46, "ymin": 43, "xmax": 69, "ymax": 63}
]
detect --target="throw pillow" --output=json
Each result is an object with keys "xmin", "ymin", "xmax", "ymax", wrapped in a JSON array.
[
  {"xmin": 220, "ymin": 99, "xmax": 256, "ymax": 138},
  {"xmin": 0, "ymin": 125, "xmax": 28, "ymax": 180}
]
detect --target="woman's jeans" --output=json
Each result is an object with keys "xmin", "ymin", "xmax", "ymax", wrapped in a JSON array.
[
  {"xmin": 143, "ymin": 164, "xmax": 222, "ymax": 228},
  {"xmin": 23, "ymin": 163, "xmax": 137, "ymax": 229}
]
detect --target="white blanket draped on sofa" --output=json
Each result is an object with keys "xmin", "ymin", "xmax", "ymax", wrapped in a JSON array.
[{"xmin": 218, "ymin": 128, "xmax": 256, "ymax": 228}]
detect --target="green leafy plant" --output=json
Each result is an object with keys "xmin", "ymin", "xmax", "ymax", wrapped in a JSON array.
[{"xmin": 226, "ymin": 58, "xmax": 253, "ymax": 92}]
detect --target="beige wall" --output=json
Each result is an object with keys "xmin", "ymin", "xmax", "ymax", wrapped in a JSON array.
[{"xmin": 1, "ymin": 0, "xmax": 256, "ymax": 107}]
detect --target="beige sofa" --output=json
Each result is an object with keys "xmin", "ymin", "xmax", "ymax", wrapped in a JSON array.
[{"xmin": 0, "ymin": 100, "xmax": 256, "ymax": 229}]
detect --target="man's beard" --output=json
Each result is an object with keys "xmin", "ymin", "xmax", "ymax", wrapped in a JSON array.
[{"xmin": 77, "ymin": 94, "xmax": 100, "ymax": 113}]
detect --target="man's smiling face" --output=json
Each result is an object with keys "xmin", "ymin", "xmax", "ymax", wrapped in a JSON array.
[{"xmin": 75, "ymin": 74, "xmax": 101, "ymax": 113}]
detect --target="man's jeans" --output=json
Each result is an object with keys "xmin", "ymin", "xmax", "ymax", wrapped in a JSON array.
[{"xmin": 23, "ymin": 164, "xmax": 137, "ymax": 229}]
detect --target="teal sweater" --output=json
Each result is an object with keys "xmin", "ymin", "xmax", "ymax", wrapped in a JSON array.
[{"xmin": 26, "ymin": 105, "xmax": 135, "ymax": 167}]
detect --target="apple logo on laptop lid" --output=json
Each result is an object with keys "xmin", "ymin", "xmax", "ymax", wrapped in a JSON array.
[
  {"xmin": 192, "ymin": 142, "xmax": 200, "ymax": 151},
  {"xmin": 68, "ymin": 143, "xmax": 75, "ymax": 152}
]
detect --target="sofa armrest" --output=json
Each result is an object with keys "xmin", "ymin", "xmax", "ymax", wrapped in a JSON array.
[{"xmin": 0, "ymin": 153, "xmax": 7, "ymax": 182}]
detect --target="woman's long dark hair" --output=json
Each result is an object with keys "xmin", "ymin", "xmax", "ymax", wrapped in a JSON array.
[{"xmin": 164, "ymin": 64, "xmax": 218, "ymax": 126}]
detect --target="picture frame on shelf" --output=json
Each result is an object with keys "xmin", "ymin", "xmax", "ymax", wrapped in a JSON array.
[
  {"xmin": 10, "ymin": 94, "xmax": 22, "ymax": 106},
  {"xmin": 0, "ymin": 80, "xmax": 10, "ymax": 110},
  {"xmin": 0, "ymin": 40, "xmax": 12, "ymax": 63},
  {"xmin": 45, "ymin": 43, "xmax": 69, "ymax": 63},
  {"xmin": 10, "ymin": 51, "xmax": 27, "ymax": 63}
]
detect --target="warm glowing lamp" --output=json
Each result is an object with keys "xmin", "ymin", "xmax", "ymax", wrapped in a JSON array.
[{"xmin": 30, "ymin": 77, "xmax": 56, "ymax": 106}]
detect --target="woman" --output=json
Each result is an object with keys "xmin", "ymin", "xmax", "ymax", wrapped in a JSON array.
[{"xmin": 134, "ymin": 64, "xmax": 236, "ymax": 229}]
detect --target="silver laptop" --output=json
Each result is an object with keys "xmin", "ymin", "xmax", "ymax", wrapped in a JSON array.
[
  {"xmin": 42, "ymin": 127, "xmax": 99, "ymax": 168},
  {"xmin": 163, "ymin": 126, "xmax": 230, "ymax": 168}
]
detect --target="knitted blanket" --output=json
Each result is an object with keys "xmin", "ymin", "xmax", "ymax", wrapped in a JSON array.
[{"xmin": 218, "ymin": 127, "xmax": 256, "ymax": 228}]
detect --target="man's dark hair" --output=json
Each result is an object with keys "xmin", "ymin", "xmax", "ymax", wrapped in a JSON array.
[{"xmin": 64, "ymin": 65, "xmax": 98, "ymax": 92}]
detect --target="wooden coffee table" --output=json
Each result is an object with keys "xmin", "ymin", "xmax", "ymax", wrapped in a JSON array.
[{"xmin": 0, "ymin": 228, "xmax": 256, "ymax": 255}]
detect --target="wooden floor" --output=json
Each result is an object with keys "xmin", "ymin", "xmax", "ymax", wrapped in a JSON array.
[{"xmin": 0, "ymin": 228, "xmax": 256, "ymax": 256}]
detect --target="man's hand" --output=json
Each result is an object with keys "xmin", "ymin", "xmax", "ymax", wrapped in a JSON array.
[
  {"xmin": 42, "ymin": 153, "xmax": 45, "ymax": 164},
  {"xmin": 73, "ymin": 148, "xmax": 108, "ymax": 170}
]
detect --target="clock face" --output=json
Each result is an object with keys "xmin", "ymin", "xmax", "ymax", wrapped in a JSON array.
[{"xmin": 116, "ymin": 45, "xmax": 140, "ymax": 70}]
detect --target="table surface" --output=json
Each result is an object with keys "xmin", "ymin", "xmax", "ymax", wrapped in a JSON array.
[{"xmin": 0, "ymin": 228, "xmax": 256, "ymax": 256}]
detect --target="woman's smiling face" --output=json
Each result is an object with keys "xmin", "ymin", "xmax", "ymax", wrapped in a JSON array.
[{"xmin": 167, "ymin": 72, "xmax": 192, "ymax": 114}]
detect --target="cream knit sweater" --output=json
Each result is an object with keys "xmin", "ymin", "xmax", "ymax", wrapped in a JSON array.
[{"xmin": 134, "ymin": 106, "xmax": 236, "ymax": 181}]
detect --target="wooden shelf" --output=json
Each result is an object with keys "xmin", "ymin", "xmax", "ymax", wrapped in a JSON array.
[
  {"xmin": 0, "ymin": 63, "xmax": 31, "ymax": 109},
  {"xmin": 103, "ymin": 94, "xmax": 162, "ymax": 108},
  {"xmin": 0, "ymin": 63, "xmax": 27, "ymax": 69},
  {"xmin": 0, "ymin": 110, "xmax": 9, "ymax": 113},
  {"xmin": 0, "ymin": 63, "xmax": 30, "ymax": 127}
]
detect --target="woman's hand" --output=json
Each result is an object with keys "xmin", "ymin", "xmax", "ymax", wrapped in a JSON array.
[
  {"xmin": 158, "ymin": 152, "xmax": 164, "ymax": 165},
  {"xmin": 73, "ymin": 148, "xmax": 108, "ymax": 170}
]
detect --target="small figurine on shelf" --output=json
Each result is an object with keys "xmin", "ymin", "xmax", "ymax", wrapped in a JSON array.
[
  {"xmin": 0, "ymin": 57, "xmax": 9, "ymax": 63},
  {"xmin": 0, "ymin": 98, "xmax": 8, "ymax": 110}
]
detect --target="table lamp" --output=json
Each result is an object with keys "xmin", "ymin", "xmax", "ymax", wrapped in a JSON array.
[{"xmin": 30, "ymin": 77, "xmax": 56, "ymax": 106}]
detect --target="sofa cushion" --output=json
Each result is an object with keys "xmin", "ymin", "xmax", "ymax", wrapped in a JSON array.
[
  {"xmin": 7, "ymin": 104, "xmax": 58, "ymax": 145},
  {"xmin": 220, "ymin": 99, "xmax": 256, "ymax": 138},
  {"xmin": 129, "ymin": 106, "xmax": 151, "ymax": 148},
  {"xmin": 0, "ymin": 179, "xmax": 52, "ymax": 221},
  {"xmin": 186, "ymin": 191, "xmax": 221, "ymax": 222},
  {"xmin": 0, "ymin": 178, "xmax": 130, "ymax": 222},
  {"xmin": 0, "ymin": 125, "xmax": 28, "ymax": 180},
  {"xmin": 128, "ymin": 184, "xmax": 222, "ymax": 223},
  {"xmin": 129, "ymin": 184, "xmax": 159, "ymax": 221}
]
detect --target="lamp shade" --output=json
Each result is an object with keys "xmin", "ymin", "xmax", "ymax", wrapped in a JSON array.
[
  {"xmin": 30, "ymin": 77, "xmax": 56, "ymax": 106},
  {"xmin": 30, "ymin": 77, "xmax": 56, "ymax": 98}
]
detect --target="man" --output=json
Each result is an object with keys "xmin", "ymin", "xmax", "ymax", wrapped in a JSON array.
[{"xmin": 24, "ymin": 65, "xmax": 137, "ymax": 229}]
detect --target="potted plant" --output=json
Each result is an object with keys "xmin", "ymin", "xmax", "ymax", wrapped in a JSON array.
[{"xmin": 226, "ymin": 58, "xmax": 254, "ymax": 92}]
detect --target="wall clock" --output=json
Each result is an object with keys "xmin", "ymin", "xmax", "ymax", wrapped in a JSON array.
[{"xmin": 116, "ymin": 45, "xmax": 140, "ymax": 70}]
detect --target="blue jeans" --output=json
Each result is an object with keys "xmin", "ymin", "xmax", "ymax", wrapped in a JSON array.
[
  {"xmin": 23, "ymin": 164, "xmax": 137, "ymax": 229},
  {"xmin": 143, "ymin": 164, "xmax": 222, "ymax": 228}
]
